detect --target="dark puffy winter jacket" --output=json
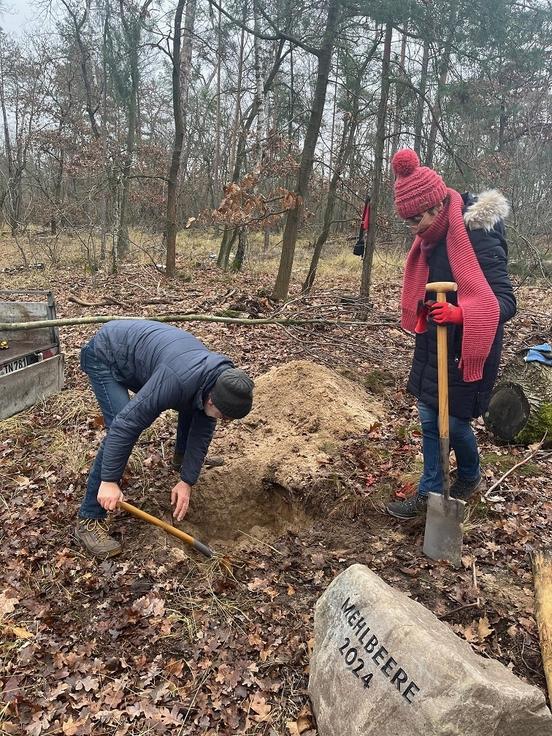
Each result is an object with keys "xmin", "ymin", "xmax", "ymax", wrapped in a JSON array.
[
  {"xmin": 84, "ymin": 320, "xmax": 234, "ymax": 485},
  {"xmin": 407, "ymin": 190, "xmax": 516, "ymax": 419}
]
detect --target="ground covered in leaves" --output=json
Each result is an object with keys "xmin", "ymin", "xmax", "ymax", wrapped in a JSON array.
[{"xmin": 1, "ymin": 251, "xmax": 551, "ymax": 735}]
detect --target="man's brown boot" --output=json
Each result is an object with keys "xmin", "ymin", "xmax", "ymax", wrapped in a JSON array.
[{"xmin": 75, "ymin": 519, "xmax": 122, "ymax": 558}]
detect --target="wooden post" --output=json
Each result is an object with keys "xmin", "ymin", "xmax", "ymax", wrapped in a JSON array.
[{"xmin": 532, "ymin": 550, "xmax": 552, "ymax": 701}]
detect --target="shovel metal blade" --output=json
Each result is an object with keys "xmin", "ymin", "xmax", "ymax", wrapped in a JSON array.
[{"xmin": 423, "ymin": 492, "xmax": 466, "ymax": 569}]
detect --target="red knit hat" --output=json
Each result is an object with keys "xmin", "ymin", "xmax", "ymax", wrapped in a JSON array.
[{"xmin": 392, "ymin": 149, "xmax": 447, "ymax": 219}]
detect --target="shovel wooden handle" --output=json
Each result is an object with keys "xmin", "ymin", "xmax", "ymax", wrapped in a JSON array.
[
  {"xmin": 118, "ymin": 500, "xmax": 214, "ymax": 558},
  {"xmin": 426, "ymin": 281, "xmax": 458, "ymax": 501},
  {"xmin": 425, "ymin": 281, "xmax": 457, "ymax": 295}
]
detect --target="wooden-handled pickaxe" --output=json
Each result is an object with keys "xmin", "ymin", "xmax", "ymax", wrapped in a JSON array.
[{"xmin": 118, "ymin": 500, "xmax": 214, "ymax": 558}]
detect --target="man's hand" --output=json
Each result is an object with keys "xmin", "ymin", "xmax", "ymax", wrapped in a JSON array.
[
  {"xmin": 98, "ymin": 481, "xmax": 124, "ymax": 511},
  {"xmin": 171, "ymin": 480, "xmax": 192, "ymax": 521},
  {"xmin": 429, "ymin": 302, "xmax": 463, "ymax": 325}
]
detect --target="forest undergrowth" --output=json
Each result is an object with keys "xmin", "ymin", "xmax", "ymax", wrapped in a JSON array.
[{"xmin": 1, "ymin": 235, "xmax": 551, "ymax": 735}]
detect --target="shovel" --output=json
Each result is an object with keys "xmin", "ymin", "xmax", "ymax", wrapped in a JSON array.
[
  {"xmin": 118, "ymin": 500, "xmax": 214, "ymax": 558},
  {"xmin": 422, "ymin": 281, "xmax": 466, "ymax": 569}
]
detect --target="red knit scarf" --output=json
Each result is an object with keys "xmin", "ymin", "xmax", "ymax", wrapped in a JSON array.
[{"xmin": 400, "ymin": 187, "xmax": 500, "ymax": 382}]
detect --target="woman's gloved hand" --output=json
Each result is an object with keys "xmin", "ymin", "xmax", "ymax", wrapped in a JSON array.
[
  {"xmin": 429, "ymin": 302, "xmax": 463, "ymax": 325},
  {"xmin": 415, "ymin": 300, "xmax": 431, "ymax": 333}
]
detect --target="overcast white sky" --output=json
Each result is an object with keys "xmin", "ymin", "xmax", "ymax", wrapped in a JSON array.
[{"xmin": 2, "ymin": 0, "xmax": 47, "ymax": 35}]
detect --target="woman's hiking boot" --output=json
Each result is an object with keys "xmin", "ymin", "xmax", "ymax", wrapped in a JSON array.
[
  {"xmin": 449, "ymin": 474, "xmax": 483, "ymax": 501},
  {"xmin": 386, "ymin": 494, "xmax": 428, "ymax": 519},
  {"xmin": 75, "ymin": 519, "xmax": 122, "ymax": 558}
]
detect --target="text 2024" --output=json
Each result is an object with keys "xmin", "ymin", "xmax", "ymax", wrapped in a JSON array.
[{"xmin": 338, "ymin": 637, "xmax": 373, "ymax": 689}]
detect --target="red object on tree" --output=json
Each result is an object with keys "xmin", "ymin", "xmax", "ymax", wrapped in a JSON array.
[{"xmin": 361, "ymin": 199, "xmax": 371, "ymax": 231}]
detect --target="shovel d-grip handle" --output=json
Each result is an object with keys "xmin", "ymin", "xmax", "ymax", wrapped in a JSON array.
[
  {"xmin": 425, "ymin": 281, "xmax": 457, "ymax": 295},
  {"xmin": 425, "ymin": 281, "xmax": 458, "ymax": 501},
  {"xmin": 118, "ymin": 500, "xmax": 214, "ymax": 558}
]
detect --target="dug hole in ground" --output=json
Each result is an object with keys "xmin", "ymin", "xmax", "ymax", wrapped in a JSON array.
[{"xmin": 181, "ymin": 359, "xmax": 383, "ymax": 548}]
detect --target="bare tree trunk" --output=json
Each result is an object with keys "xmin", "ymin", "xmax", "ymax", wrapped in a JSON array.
[
  {"xmin": 165, "ymin": 0, "xmax": 196, "ymax": 277},
  {"xmin": 287, "ymin": 43, "xmax": 294, "ymax": 189},
  {"xmin": 273, "ymin": 0, "xmax": 340, "ymax": 301},
  {"xmin": 231, "ymin": 227, "xmax": 247, "ymax": 271},
  {"xmin": 0, "ymin": 44, "xmax": 13, "ymax": 193},
  {"xmin": 117, "ymin": 0, "xmax": 154, "ymax": 260},
  {"xmin": 100, "ymin": 10, "xmax": 111, "ymax": 263},
  {"xmin": 111, "ymin": 171, "xmax": 121, "ymax": 274},
  {"xmin": 328, "ymin": 56, "xmax": 338, "ymax": 181},
  {"xmin": 0, "ymin": 42, "xmax": 21, "ymax": 236},
  {"xmin": 498, "ymin": 92, "xmax": 507, "ymax": 153},
  {"xmin": 359, "ymin": 23, "xmax": 392, "ymax": 314},
  {"xmin": 414, "ymin": 36, "xmax": 429, "ymax": 157},
  {"xmin": 60, "ymin": 0, "xmax": 101, "ymax": 140},
  {"xmin": 302, "ymin": 116, "xmax": 352, "ymax": 293},
  {"xmin": 217, "ymin": 39, "xmax": 286, "ymax": 269},
  {"xmin": 213, "ymin": 5, "xmax": 222, "ymax": 209},
  {"xmin": 426, "ymin": 7, "xmax": 457, "ymax": 167},
  {"xmin": 302, "ymin": 39, "xmax": 377, "ymax": 293},
  {"xmin": 218, "ymin": 228, "xmax": 238, "ymax": 269},
  {"xmin": 51, "ymin": 126, "xmax": 64, "ymax": 236},
  {"xmin": 391, "ymin": 30, "xmax": 407, "ymax": 159},
  {"xmin": 253, "ymin": 0, "xmax": 265, "ymax": 169},
  {"xmin": 117, "ymin": 22, "xmax": 138, "ymax": 258},
  {"xmin": 229, "ymin": 21, "xmax": 246, "ymax": 177},
  {"xmin": 178, "ymin": 0, "xmax": 196, "ymax": 179}
]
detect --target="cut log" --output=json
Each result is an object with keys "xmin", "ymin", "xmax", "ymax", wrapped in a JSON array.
[
  {"xmin": 532, "ymin": 550, "xmax": 552, "ymax": 703},
  {"xmin": 484, "ymin": 359, "xmax": 552, "ymax": 444}
]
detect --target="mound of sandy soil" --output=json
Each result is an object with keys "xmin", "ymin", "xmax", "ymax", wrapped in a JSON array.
[{"xmin": 186, "ymin": 360, "xmax": 382, "ymax": 543}]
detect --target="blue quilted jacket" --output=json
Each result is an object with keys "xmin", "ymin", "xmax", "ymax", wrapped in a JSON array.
[{"xmin": 84, "ymin": 320, "xmax": 233, "ymax": 484}]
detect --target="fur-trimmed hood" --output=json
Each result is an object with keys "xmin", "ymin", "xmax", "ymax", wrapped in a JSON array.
[{"xmin": 463, "ymin": 189, "xmax": 510, "ymax": 231}]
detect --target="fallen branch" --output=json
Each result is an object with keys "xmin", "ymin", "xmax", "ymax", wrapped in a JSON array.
[
  {"xmin": 68, "ymin": 295, "xmax": 127, "ymax": 308},
  {"xmin": 438, "ymin": 601, "xmax": 480, "ymax": 619},
  {"xmin": 484, "ymin": 433, "xmax": 547, "ymax": 500},
  {"xmin": 69, "ymin": 295, "xmax": 185, "ymax": 307},
  {"xmin": 0, "ymin": 313, "xmax": 400, "ymax": 331}
]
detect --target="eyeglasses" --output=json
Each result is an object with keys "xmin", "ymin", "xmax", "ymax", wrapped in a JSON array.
[{"xmin": 404, "ymin": 212, "xmax": 425, "ymax": 226}]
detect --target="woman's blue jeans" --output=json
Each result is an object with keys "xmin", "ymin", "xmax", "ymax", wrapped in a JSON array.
[{"xmin": 417, "ymin": 401, "xmax": 480, "ymax": 497}]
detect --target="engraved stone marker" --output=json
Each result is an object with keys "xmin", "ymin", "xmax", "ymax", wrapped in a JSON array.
[{"xmin": 309, "ymin": 564, "xmax": 552, "ymax": 736}]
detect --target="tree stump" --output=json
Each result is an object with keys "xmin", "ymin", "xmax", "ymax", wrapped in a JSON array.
[{"xmin": 484, "ymin": 359, "xmax": 552, "ymax": 444}]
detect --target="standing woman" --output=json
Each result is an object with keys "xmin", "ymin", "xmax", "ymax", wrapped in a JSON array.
[{"xmin": 386, "ymin": 150, "xmax": 516, "ymax": 519}]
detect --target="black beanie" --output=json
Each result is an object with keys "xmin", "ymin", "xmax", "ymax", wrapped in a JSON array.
[{"xmin": 211, "ymin": 368, "xmax": 254, "ymax": 419}]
